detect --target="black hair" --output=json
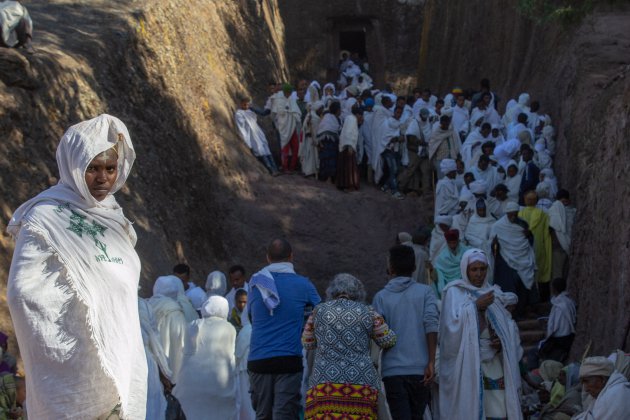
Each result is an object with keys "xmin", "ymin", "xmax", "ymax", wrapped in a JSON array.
[
  {"xmin": 481, "ymin": 122, "xmax": 492, "ymax": 131},
  {"xmin": 328, "ymin": 101, "xmax": 341, "ymax": 114},
  {"xmin": 552, "ymin": 277, "xmax": 567, "ymax": 294},
  {"xmin": 556, "ymin": 189, "xmax": 570, "ymax": 200},
  {"xmin": 228, "ymin": 265, "xmax": 246, "ymax": 276},
  {"xmin": 482, "ymin": 141, "xmax": 495, "ymax": 150},
  {"xmin": 439, "ymin": 115, "xmax": 451, "ymax": 124},
  {"xmin": 351, "ymin": 106, "xmax": 363, "ymax": 116},
  {"xmin": 388, "ymin": 245, "xmax": 416, "ymax": 277},
  {"xmin": 381, "ymin": 96, "xmax": 393, "ymax": 107},
  {"xmin": 478, "ymin": 154, "xmax": 490, "ymax": 163},
  {"xmin": 436, "ymin": 99, "xmax": 445, "ymax": 106},
  {"xmin": 480, "ymin": 78, "xmax": 490, "ymax": 89},
  {"xmin": 173, "ymin": 263, "xmax": 190, "ymax": 275},
  {"xmin": 517, "ymin": 112, "xmax": 528, "ymax": 123},
  {"xmin": 494, "ymin": 183, "xmax": 508, "ymax": 192},
  {"xmin": 235, "ymin": 289, "xmax": 248, "ymax": 299},
  {"xmin": 267, "ymin": 238, "xmax": 292, "ymax": 262}
]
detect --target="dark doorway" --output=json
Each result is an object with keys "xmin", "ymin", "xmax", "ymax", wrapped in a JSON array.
[{"xmin": 339, "ymin": 30, "xmax": 366, "ymax": 59}]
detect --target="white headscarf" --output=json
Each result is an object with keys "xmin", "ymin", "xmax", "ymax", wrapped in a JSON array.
[
  {"xmin": 206, "ymin": 271, "xmax": 227, "ymax": 296},
  {"xmin": 200, "ymin": 296, "xmax": 229, "ymax": 319},
  {"xmin": 153, "ymin": 275, "xmax": 181, "ymax": 300},
  {"xmin": 6, "ymin": 114, "xmax": 146, "ymax": 418}
]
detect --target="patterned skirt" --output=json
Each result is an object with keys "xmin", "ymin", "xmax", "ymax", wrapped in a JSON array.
[
  {"xmin": 305, "ymin": 382, "xmax": 378, "ymax": 420},
  {"xmin": 317, "ymin": 133, "xmax": 339, "ymax": 180}
]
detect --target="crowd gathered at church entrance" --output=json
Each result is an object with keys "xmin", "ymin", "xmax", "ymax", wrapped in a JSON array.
[{"xmin": 2, "ymin": 37, "xmax": 630, "ymax": 420}]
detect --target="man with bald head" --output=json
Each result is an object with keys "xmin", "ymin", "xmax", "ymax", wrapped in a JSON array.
[{"xmin": 248, "ymin": 238, "xmax": 321, "ymax": 419}]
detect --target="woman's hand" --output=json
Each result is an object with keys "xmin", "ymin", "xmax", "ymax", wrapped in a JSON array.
[{"xmin": 475, "ymin": 291, "xmax": 494, "ymax": 311}]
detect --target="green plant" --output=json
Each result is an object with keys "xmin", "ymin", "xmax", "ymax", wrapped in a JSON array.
[{"xmin": 516, "ymin": 0, "xmax": 594, "ymax": 25}]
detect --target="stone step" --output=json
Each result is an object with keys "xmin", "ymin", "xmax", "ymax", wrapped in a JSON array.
[
  {"xmin": 517, "ymin": 319, "xmax": 543, "ymax": 331},
  {"xmin": 520, "ymin": 330, "xmax": 546, "ymax": 345}
]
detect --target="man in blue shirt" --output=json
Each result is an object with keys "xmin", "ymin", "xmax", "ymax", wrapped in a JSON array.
[{"xmin": 248, "ymin": 238, "xmax": 321, "ymax": 419}]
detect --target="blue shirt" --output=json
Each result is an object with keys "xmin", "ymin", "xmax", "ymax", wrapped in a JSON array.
[{"xmin": 248, "ymin": 272, "xmax": 321, "ymax": 361}]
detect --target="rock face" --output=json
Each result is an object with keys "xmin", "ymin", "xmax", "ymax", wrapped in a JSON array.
[
  {"xmin": 278, "ymin": 0, "xmax": 424, "ymax": 89},
  {"xmin": 420, "ymin": 0, "xmax": 630, "ymax": 355}
]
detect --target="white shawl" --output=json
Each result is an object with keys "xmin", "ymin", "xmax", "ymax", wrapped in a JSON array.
[
  {"xmin": 548, "ymin": 200, "xmax": 571, "ymax": 253},
  {"xmin": 434, "ymin": 177, "xmax": 460, "ymax": 218},
  {"xmin": 461, "ymin": 128, "xmax": 490, "ymax": 169},
  {"xmin": 428, "ymin": 124, "xmax": 461, "ymax": 160},
  {"xmin": 339, "ymin": 114, "xmax": 359, "ymax": 152},
  {"xmin": 370, "ymin": 105, "xmax": 392, "ymax": 182},
  {"xmin": 6, "ymin": 114, "xmax": 147, "ymax": 419},
  {"xmin": 235, "ymin": 109, "xmax": 271, "ymax": 157},
  {"xmin": 271, "ymin": 94, "xmax": 301, "ymax": 147},
  {"xmin": 149, "ymin": 294, "xmax": 187, "ymax": 383},
  {"xmin": 464, "ymin": 214, "xmax": 496, "ymax": 282},
  {"xmin": 172, "ymin": 297, "xmax": 237, "ymax": 420},
  {"xmin": 490, "ymin": 215, "xmax": 537, "ymax": 289},
  {"xmin": 439, "ymin": 249, "xmax": 523, "ymax": 420},
  {"xmin": 139, "ymin": 299, "xmax": 170, "ymax": 420},
  {"xmin": 0, "ymin": 1, "xmax": 32, "ymax": 47},
  {"xmin": 573, "ymin": 372, "xmax": 630, "ymax": 419}
]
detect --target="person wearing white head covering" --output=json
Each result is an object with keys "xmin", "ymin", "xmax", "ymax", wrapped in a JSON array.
[
  {"xmin": 186, "ymin": 286, "xmax": 206, "ymax": 313},
  {"xmin": 299, "ymin": 100, "xmax": 324, "ymax": 177},
  {"xmin": 206, "ymin": 270, "xmax": 227, "ymax": 297},
  {"xmin": 471, "ymin": 154, "xmax": 501, "ymax": 191},
  {"xmin": 534, "ymin": 140, "xmax": 553, "ymax": 170},
  {"xmin": 304, "ymin": 80, "xmax": 320, "ymax": 104},
  {"xmin": 6, "ymin": 115, "xmax": 147, "ymax": 419},
  {"xmin": 150, "ymin": 275, "xmax": 189, "ymax": 383},
  {"xmin": 0, "ymin": 1, "xmax": 33, "ymax": 50},
  {"xmin": 434, "ymin": 158, "xmax": 460, "ymax": 219},
  {"xmin": 173, "ymin": 296, "xmax": 237, "ymax": 420},
  {"xmin": 539, "ymin": 168, "xmax": 558, "ymax": 197},
  {"xmin": 461, "ymin": 123, "xmax": 492, "ymax": 170},
  {"xmin": 504, "ymin": 160, "xmax": 522, "ymax": 202},
  {"xmin": 169, "ymin": 276, "xmax": 200, "ymax": 322},
  {"xmin": 235, "ymin": 97, "xmax": 279, "ymax": 175},
  {"xmin": 573, "ymin": 356, "xmax": 630, "ymax": 419},
  {"xmin": 541, "ymin": 125, "xmax": 556, "ymax": 156},
  {"xmin": 430, "ymin": 215, "xmax": 452, "ymax": 263},
  {"xmin": 439, "ymin": 249, "xmax": 523, "ymax": 420},
  {"xmin": 490, "ymin": 201, "xmax": 537, "ymax": 317},
  {"xmin": 464, "ymin": 199, "xmax": 497, "ymax": 283},
  {"xmin": 139, "ymin": 298, "xmax": 172, "ymax": 420},
  {"xmin": 321, "ymin": 83, "xmax": 337, "ymax": 110}
]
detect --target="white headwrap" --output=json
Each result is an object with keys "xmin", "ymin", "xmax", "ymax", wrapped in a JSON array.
[
  {"xmin": 505, "ymin": 201, "xmax": 520, "ymax": 213},
  {"xmin": 460, "ymin": 248, "xmax": 489, "ymax": 287},
  {"xmin": 469, "ymin": 180, "xmax": 488, "ymax": 195},
  {"xmin": 206, "ymin": 271, "xmax": 227, "ymax": 296},
  {"xmin": 518, "ymin": 93, "xmax": 530, "ymax": 106},
  {"xmin": 440, "ymin": 158, "xmax": 457, "ymax": 174},
  {"xmin": 579, "ymin": 356, "xmax": 615, "ymax": 378},
  {"xmin": 186, "ymin": 286, "xmax": 207, "ymax": 310},
  {"xmin": 153, "ymin": 275, "xmax": 181, "ymax": 300},
  {"xmin": 200, "ymin": 295, "xmax": 229, "ymax": 319}
]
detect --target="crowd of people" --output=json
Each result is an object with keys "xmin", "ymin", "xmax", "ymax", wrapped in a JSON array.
[{"xmin": 2, "ymin": 51, "xmax": 630, "ymax": 420}]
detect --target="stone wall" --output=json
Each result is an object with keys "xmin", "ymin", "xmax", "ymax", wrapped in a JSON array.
[{"xmin": 277, "ymin": 0, "xmax": 424, "ymax": 90}]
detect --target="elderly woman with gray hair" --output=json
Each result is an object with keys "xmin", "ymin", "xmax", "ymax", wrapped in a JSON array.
[{"xmin": 301, "ymin": 273, "xmax": 396, "ymax": 420}]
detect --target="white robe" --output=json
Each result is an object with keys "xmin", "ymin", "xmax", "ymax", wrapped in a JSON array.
[
  {"xmin": 139, "ymin": 299, "xmax": 171, "ymax": 420},
  {"xmin": 235, "ymin": 109, "xmax": 272, "ymax": 157},
  {"xmin": 6, "ymin": 115, "xmax": 147, "ymax": 419},
  {"xmin": 0, "ymin": 1, "xmax": 32, "ymax": 47},
  {"xmin": 490, "ymin": 215, "xmax": 537, "ymax": 289},
  {"xmin": 360, "ymin": 111, "xmax": 374, "ymax": 165},
  {"xmin": 472, "ymin": 165, "xmax": 501, "ymax": 191},
  {"xmin": 235, "ymin": 324, "xmax": 255, "ymax": 420},
  {"xmin": 339, "ymin": 114, "xmax": 359, "ymax": 152},
  {"xmin": 173, "ymin": 317, "xmax": 237, "ymax": 420},
  {"xmin": 462, "ymin": 129, "xmax": 491, "ymax": 169},
  {"xmin": 434, "ymin": 177, "xmax": 460, "ymax": 218},
  {"xmin": 451, "ymin": 104, "xmax": 470, "ymax": 136},
  {"xmin": 464, "ymin": 214, "xmax": 497, "ymax": 283},
  {"xmin": 149, "ymin": 296, "xmax": 188, "ymax": 382},
  {"xmin": 439, "ymin": 279, "xmax": 523, "ymax": 420},
  {"xmin": 299, "ymin": 110, "xmax": 321, "ymax": 176},
  {"xmin": 370, "ymin": 105, "xmax": 393, "ymax": 182},
  {"xmin": 548, "ymin": 200, "xmax": 571, "ymax": 253},
  {"xmin": 546, "ymin": 291, "xmax": 576, "ymax": 338},
  {"xmin": 271, "ymin": 94, "xmax": 301, "ymax": 147},
  {"xmin": 573, "ymin": 372, "xmax": 630, "ymax": 419}
]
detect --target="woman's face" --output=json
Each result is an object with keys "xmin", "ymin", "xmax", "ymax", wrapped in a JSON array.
[
  {"xmin": 508, "ymin": 165, "xmax": 518, "ymax": 177},
  {"xmin": 466, "ymin": 261, "xmax": 488, "ymax": 287},
  {"xmin": 85, "ymin": 150, "xmax": 118, "ymax": 201}
]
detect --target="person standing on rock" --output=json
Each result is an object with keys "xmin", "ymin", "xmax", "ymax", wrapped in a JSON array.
[
  {"xmin": 235, "ymin": 97, "xmax": 279, "ymax": 175},
  {"xmin": 434, "ymin": 158, "xmax": 460, "ymax": 218},
  {"xmin": 6, "ymin": 114, "xmax": 147, "ymax": 418},
  {"xmin": 248, "ymin": 238, "xmax": 321, "ymax": 419}
]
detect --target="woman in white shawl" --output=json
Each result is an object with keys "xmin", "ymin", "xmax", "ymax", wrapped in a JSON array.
[
  {"xmin": 139, "ymin": 298, "xmax": 172, "ymax": 420},
  {"xmin": 464, "ymin": 200, "xmax": 497, "ymax": 283},
  {"xmin": 6, "ymin": 114, "xmax": 147, "ymax": 419},
  {"xmin": 299, "ymin": 101, "xmax": 324, "ymax": 177},
  {"xmin": 504, "ymin": 160, "xmax": 522, "ymax": 202},
  {"xmin": 173, "ymin": 296, "xmax": 237, "ymax": 420},
  {"xmin": 150, "ymin": 275, "xmax": 189, "ymax": 383},
  {"xmin": 439, "ymin": 249, "xmax": 523, "ymax": 420},
  {"xmin": 206, "ymin": 270, "xmax": 227, "ymax": 297}
]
